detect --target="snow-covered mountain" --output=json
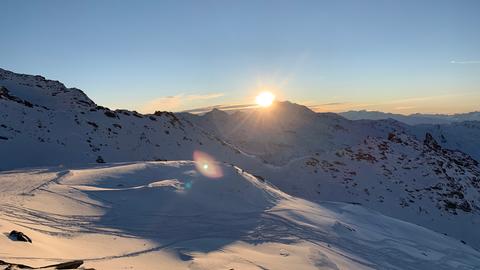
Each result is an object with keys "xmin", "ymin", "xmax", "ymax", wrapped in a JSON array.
[
  {"xmin": 1, "ymin": 162, "xmax": 479, "ymax": 269},
  {"xmin": 182, "ymin": 101, "xmax": 480, "ymax": 249},
  {"xmin": 261, "ymin": 132, "xmax": 480, "ymax": 247},
  {"xmin": 339, "ymin": 110, "xmax": 480, "ymax": 161},
  {"xmin": 180, "ymin": 103, "xmax": 401, "ymax": 165},
  {"xmin": 181, "ymin": 101, "xmax": 480, "ymax": 165},
  {"xmin": 409, "ymin": 121, "xmax": 480, "ymax": 161},
  {"xmin": 340, "ymin": 110, "xmax": 480, "ymax": 125},
  {"xmin": 0, "ymin": 68, "xmax": 254, "ymax": 171},
  {"xmin": 1, "ymin": 68, "xmax": 480, "ymax": 268}
]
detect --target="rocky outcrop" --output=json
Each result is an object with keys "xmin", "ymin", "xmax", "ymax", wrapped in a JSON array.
[
  {"xmin": 8, "ymin": 230, "xmax": 32, "ymax": 243},
  {"xmin": 0, "ymin": 259, "xmax": 92, "ymax": 269},
  {"xmin": 424, "ymin": 132, "xmax": 441, "ymax": 150}
]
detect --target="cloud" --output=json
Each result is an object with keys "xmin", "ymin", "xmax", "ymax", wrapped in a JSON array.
[
  {"xmin": 181, "ymin": 103, "xmax": 257, "ymax": 114},
  {"xmin": 140, "ymin": 93, "xmax": 224, "ymax": 113},
  {"xmin": 394, "ymin": 106, "xmax": 416, "ymax": 111},
  {"xmin": 308, "ymin": 91, "xmax": 478, "ymax": 114},
  {"xmin": 183, "ymin": 93, "xmax": 225, "ymax": 100},
  {"xmin": 307, "ymin": 102, "xmax": 352, "ymax": 112},
  {"xmin": 142, "ymin": 96, "xmax": 182, "ymax": 112},
  {"xmin": 319, "ymin": 102, "xmax": 347, "ymax": 106},
  {"xmin": 450, "ymin": 60, "xmax": 480, "ymax": 64}
]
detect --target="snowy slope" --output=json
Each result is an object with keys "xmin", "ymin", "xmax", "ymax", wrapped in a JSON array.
[
  {"xmin": 183, "ymin": 102, "xmax": 480, "ymax": 249},
  {"xmin": 1, "ymin": 162, "xmax": 478, "ymax": 269},
  {"xmin": 2, "ymin": 68, "xmax": 480, "ymax": 267},
  {"xmin": 259, "ymin": 133, "xmax": 480, "ymax": 248},
  {"xmin": 0, "ymin": 68, "xmax": 253, "ymax": 170}
]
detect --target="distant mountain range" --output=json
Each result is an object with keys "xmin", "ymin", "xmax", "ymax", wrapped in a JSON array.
[
  {"xmin": 339, "ymin": 110, "xmax": 480, "ymax": 125},
  {"xmin": 1, "ymin": 67, "xmax": 480, "ymax": 252}
]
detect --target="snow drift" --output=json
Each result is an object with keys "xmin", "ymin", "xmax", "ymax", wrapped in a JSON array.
[{"xmin": 1, "ymin": 162, "xmax": 479, "ymax": 269}]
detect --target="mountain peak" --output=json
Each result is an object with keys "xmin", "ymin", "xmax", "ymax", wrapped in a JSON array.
[
  {"xmin": 272, "ymin": 100, "xmax": 314, "ymax": 113},
  {"xmin": 0, "ymin": 67, "xmax": 95, "ymax": 111}
]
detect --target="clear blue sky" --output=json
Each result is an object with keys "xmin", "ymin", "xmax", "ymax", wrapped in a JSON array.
[{"xmin": 1, "ymin": 0, "xmax": 479, "ymax": 114}]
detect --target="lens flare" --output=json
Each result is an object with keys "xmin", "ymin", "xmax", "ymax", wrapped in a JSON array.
[{"xmin": 193, "ymin": 150, "xmax": 223, "ymax": 178}]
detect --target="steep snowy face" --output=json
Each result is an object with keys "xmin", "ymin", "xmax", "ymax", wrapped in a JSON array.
[
  {"xmin": 1, "ymin": 162, "xmax": 479, "ymax": 270},
  {"xmin": 0, "ymin": 68, "xmax": 250, "ymax": 170}
]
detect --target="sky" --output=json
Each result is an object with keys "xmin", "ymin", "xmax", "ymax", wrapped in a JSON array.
[{"xmin": 1, "ymin": 0, "xmax": 479, "ymax": 114}]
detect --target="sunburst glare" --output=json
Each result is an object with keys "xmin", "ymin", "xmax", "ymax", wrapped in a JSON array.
[{"xmin": 255, "ymin": 91, "xmax": 276, "ymax": 107}]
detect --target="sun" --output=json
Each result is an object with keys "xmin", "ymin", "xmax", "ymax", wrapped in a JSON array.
[{"xmin": 255, "ymin": 91, "xmax": 276, "ymax": 107}]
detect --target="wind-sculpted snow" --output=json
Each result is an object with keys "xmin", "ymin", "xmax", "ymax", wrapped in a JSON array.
[{"xmin": 1, "ymin": 162, "xmax": 479, "ymax": 269}]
